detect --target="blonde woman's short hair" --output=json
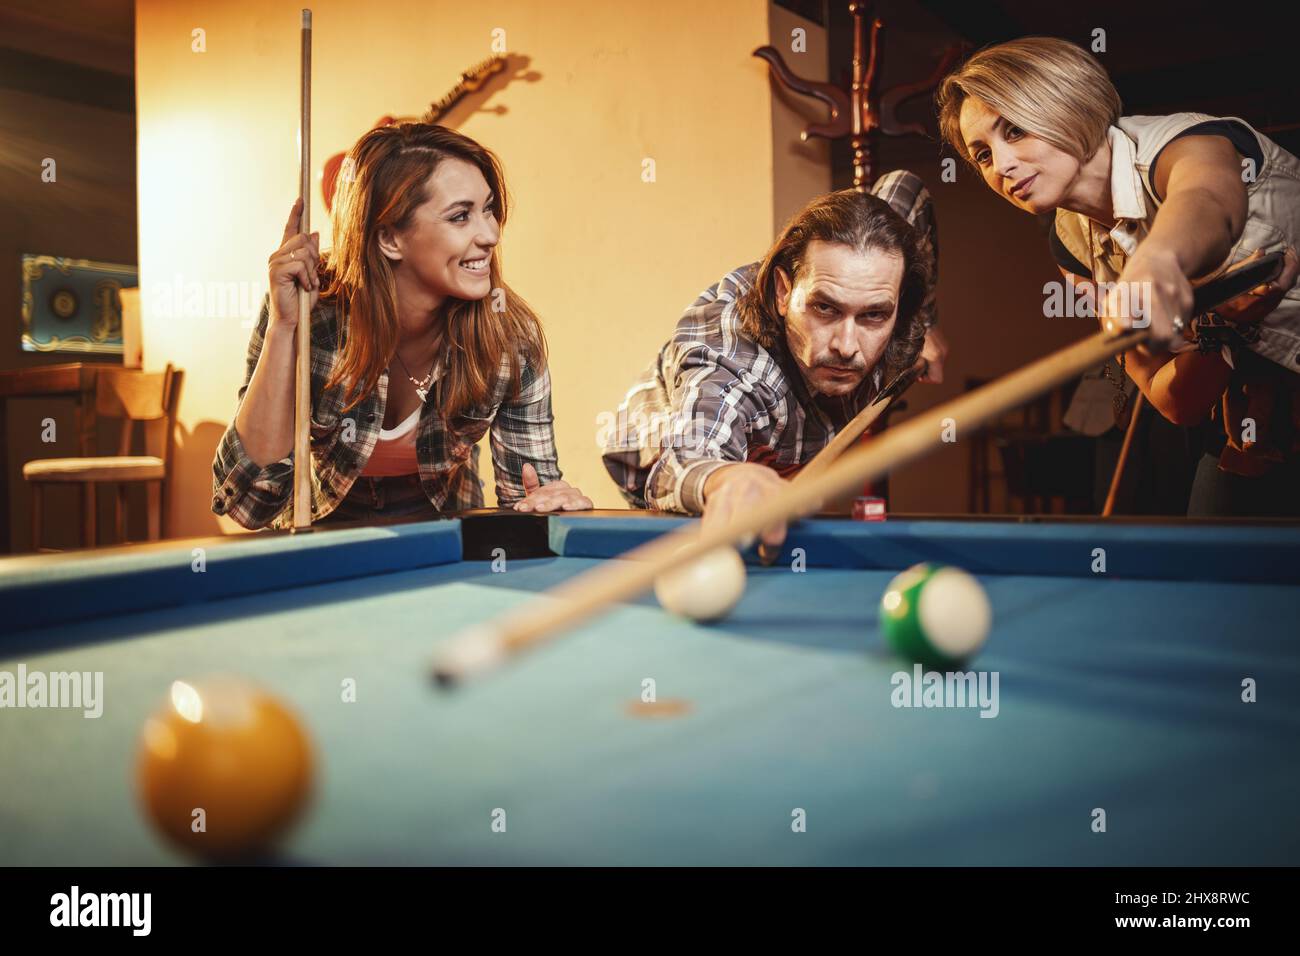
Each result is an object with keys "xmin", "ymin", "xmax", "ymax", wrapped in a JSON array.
[{"xmin": 936, "ymin": 37, "xmax": 1121, "ymax": 165}]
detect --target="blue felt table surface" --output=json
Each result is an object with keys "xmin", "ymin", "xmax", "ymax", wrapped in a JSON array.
[{"xmin": 2, "ymin": 540, "xmax": 1297, "ymax": 865}]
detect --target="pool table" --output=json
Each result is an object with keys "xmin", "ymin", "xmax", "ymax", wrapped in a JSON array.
[{"xmin": 1, "ymin": 510, "xmax": 1298, "ymax": 866}]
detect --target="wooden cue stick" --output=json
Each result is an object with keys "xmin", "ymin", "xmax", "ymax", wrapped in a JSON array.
[
  {"xmin": 793, "ymin": 360, "xmax": 929, "ymax": 486},
  {"xmin": 1102, "ymin": 392, "xmax": 1144, "ymax": 517},
  {"xmin": 753, "ymin": 362, "xmax": 923, "ymax": 564},
  {"xmin": 432, "ymin": 327, "xmax": 1148, "ymax": 683},
  {"xmin": 292, "ymin": 9, "xmax": 313, "ymax": 531},
  {"xmin": 795, "ymin": 375, "xmax": 909, "ymax": 485}
]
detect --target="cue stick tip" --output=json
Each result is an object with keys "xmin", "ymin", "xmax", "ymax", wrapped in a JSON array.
[
  {"xmin": 431, "ymin": 670, "xmax": 459, "ymax": 690},
  {"xmin": 431, "ymin": 625, "xmax": 508, "ymax": 687},
  {"xmin": 301, "ymin": 9, "xmax": 312, "ymax": 28}
]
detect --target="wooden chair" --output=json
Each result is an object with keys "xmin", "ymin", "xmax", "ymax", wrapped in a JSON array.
[
  {"xmin": 965, "ymin": 375, "xmax": 1080, "ymax": 513},
  {"xmin": 994, "ymin": 432, "xmax": 1096, "ymax": 514},
  {"xmin": 23, "ymin": 365, "xmax": 179, "ymax": 550}
]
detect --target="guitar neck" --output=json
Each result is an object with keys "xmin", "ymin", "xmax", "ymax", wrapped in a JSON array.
[{"xmin": 425, "ymin": 59, "xmax": 502, "ymax": 122}]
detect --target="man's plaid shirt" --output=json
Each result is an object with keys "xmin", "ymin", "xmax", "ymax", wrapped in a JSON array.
[
  {"xmin": 212, "ymin": 297, "xmax": 562, "ymax": 529},
  {"xmin": 600, "ymin": 170, "xmax": 936, "ymax": 514}
]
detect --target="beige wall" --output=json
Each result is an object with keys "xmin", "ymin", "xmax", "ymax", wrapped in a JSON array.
[
  {"xmin": 136, "ymin": 0, "xmax": 801, "ymax": 536},
  {"xmin": 766, "ymin": 4, "xmax": 831, "ymax": 230}
]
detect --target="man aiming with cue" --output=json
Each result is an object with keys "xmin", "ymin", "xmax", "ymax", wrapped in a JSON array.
[
  {"xmin": 437, "ymin": 253, "xmax": 1281, "ymax": 684},
  {"xmin": 602, "ymin": 177, "xmax": 943, "ymax": 556}
]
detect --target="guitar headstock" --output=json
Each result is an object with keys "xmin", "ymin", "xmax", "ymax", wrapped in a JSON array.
[
  {"xmin": 422, "ymin": 56, "xmax": 507, "ymax": 122},
  {"xmin": 461, "ymin": 56, "xmax": 506, "ymax": 91}
]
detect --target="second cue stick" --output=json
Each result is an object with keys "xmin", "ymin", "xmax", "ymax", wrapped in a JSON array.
[
  {"xmin": 292, "ymin": 9, "xmax": 313, "ymax": 531},
  {"xmin": 755, "ymin": 360, "xmax": 925, "ymax": 564},
  {"xmin": 433, "ymin": 327, "xmax": 1147, "ymax": 683},
  {"xmin": 796, "ymin": 361, "xmax": 927, "ymax": 484}
]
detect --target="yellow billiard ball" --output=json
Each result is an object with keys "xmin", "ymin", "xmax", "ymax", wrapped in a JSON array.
[{"xmin": 137, "ymin": 679, "xmax": 314, "ymax": 860}]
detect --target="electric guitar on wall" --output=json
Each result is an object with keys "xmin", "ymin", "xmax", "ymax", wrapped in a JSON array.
[{"xmin": 321, "ymin": 56, "xmax": 507, "ymax": 212}]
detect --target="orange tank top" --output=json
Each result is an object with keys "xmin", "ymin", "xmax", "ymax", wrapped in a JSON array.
[{"xmin": 361, "ymin": 406, "xmax": 420, "ymax": 477}]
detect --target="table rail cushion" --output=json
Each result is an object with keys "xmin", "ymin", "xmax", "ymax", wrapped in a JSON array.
[
  {"xmin": 548, "ymin": 514, "xmax": 1300, "ymax": 585},
  {"xmin": 0, "ymin": 520, "xmax": 463, "ymax": 633}
]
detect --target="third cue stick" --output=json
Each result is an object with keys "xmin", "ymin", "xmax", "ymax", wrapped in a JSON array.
[
  {"xmin": 292, "ymin": 9, "xmax": 313, "ymax": 531},
  {"xmin": 1102, "ymin": 393, "xmax": 1144, "ymax": 517},
  {"xmin": 432, "ymin": 251, "xmax": 1286, "ymax": 683},
  {"xmin": 433, "ymin": 328, "xmax": 1146, "ymax": 683}
]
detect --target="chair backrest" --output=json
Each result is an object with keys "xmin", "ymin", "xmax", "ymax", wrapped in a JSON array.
[
  {"xmin": 964, "ymin": 376, "xmax": 1086, "ymax": 513},
  {"xmin": 93, "ymin": 365, "xmax": 180, "ymax": 459}
]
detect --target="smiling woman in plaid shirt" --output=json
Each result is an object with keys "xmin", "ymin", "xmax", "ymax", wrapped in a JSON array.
[
  {"xmin": 212, "ymin": 124, "xmax": 592, "ymax": 529},
  {"xmin": 602, "ymin": 179, "xmax": 938, "ymax": 552}
]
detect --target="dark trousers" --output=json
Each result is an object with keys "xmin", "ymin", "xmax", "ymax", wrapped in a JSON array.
[
  {"xmin": 317, "ymin": 473, "xmax": 441, "ymax": 524},
  {"xmin": 1187, "ymin": 452, "xmax": 1300, "ymax": 517}
]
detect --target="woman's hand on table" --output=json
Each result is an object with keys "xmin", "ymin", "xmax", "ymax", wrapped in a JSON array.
[{"xmin": 513, "ymin": 463, "xmax": 594, "ymax": 513}]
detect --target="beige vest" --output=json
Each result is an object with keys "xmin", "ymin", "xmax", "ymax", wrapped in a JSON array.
[{"xmin": 1055, "ymin": 113, "xmax": 1300, "ymax": 372}]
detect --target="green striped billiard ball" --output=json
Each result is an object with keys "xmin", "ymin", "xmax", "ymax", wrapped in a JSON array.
[{"xmin": 880, "ymin": 563, "xmax": 992, "ymax": 668}]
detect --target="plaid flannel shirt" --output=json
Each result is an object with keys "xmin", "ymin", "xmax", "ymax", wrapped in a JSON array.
[
  {"xmin": 212, "ymin": 297, "xmax": 562, "ymax": 529},
  {"xmin": 601, "ymin": 170, "xmax": 937, "ymax": 513}
]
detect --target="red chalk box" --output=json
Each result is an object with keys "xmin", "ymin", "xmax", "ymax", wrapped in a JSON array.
[{"xmin": 852, "ymin": 496, "xmax": 887, "ymax": 521}]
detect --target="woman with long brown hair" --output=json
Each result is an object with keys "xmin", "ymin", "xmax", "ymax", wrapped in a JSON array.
[{"xmin": 212, "ymin": 123, "xmax": 592, "ymax": 528}]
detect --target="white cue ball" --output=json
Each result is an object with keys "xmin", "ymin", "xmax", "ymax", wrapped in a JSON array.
[{"xmin": 654, "ymin": 546, "xmax": 747, "ymax": 622}]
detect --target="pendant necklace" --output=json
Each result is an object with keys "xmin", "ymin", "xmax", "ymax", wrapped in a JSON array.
[{"xmin": 395, "ymin": 349, "xmax": 437, "ymax": 403}]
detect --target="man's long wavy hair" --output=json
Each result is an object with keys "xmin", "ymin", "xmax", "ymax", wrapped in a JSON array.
[
  {"xmin": 736, "ymin": 189, "xmax": 931, "ymax": 382},
  {"xmin": 320, "ymin": 123, "xmax": 545, "ymax": 421}
]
